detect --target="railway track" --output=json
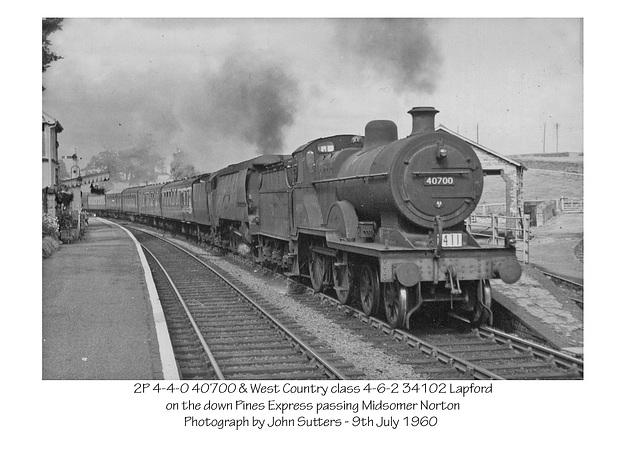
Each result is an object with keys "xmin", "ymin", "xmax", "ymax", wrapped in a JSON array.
[
  {"xmin": 130, "ymin": 227, "xmax": 353, "ymax": 380},
  {"xmin": 540, "ymin": 270, "xmax": 583, "ymax": 308},
  {"xmin": 225, "ymin": 248, "xmax": 584, "ymax": 380},
  {"xmin": 128, "ymin": 224, "xmax": 583, "ymax": 380},
  {"xmin": 217, "ymin": 245, "xmax": 583, "ymax": 380},
  {"xmin": 310, "ymin": 295, "xmax": 583, "ymax": 380}
]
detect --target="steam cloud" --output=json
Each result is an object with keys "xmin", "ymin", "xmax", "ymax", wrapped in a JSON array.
[{"xmin": 334, "ymin": 18, "xmax": 442, "ymax": 93}]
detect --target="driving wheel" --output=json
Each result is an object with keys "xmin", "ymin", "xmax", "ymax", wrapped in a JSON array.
[
  {"xmin": 359, "ymin": 263, "xmax": 381, "ymax": 317},
  {"xmin": 384, "ymin": 281, "xmax": 407, "ymax": 329},
  {"xmin": 310, "ymin": 252, "xmax": 326, "ymax": 293}
]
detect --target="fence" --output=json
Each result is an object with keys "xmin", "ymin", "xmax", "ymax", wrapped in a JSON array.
[
  {"xmin": 466, "ymin": 213, "xmax": 530, "ymax": 264},
  {"xmin": 473, "ymin": 203, "xmax": 506, "ymax": 215}
]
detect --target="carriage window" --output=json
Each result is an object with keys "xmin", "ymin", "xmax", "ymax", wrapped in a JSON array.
[
  {"xmin": 317, "ymin": 141, "xmax": 334, "ymax": 153},
  {"xmin": 306, "ymin": 149, "xmax": 315, "ymax": 173}
]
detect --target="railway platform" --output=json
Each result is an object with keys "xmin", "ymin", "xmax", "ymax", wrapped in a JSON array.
[
  {"xmin": 492, "ymin": 267, "xmax": 583, "ymax": 354},
  {"xmin": 488, "ymin": 212, "xmax": 584, "ymax": 355},
  {"xmin": 42, "ymin": 217, "xmax": 178, "ymax": 380}
]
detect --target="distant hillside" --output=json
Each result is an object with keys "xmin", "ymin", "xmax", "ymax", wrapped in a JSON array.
[
  {"xmin": 480, "ymin": 165, "xmax": 583, "ymax": 205},
  {"xmin": 512, "ymin": 153, "xmax": 583, "ymax": 174}
]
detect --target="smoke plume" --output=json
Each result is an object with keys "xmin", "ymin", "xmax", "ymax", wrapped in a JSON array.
[
  {"xmin": 193, "ymin": 55, "xmax": 299, "ymax": 155},
  {"xmin": 334, "ymin": 18, "xmax": 442, "ymax": 93}
]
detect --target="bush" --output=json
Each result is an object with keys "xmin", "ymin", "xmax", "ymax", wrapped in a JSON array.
[
  {"xmin": 59, "ymin": 210, "xmax": 76, "ymax": 230},
  {"xmin": 42, "ymin": 213, "xmax": 59, "ymax": 238},
  {"xmin": 42, "ymin": 236, "xmax": 61, "ymax": 257}
]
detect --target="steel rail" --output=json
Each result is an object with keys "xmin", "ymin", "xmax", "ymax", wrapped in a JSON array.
[
  {"xmin": 141, "ymin": 243, "xmax": 225, "ymax": 380},
  {"xmin": 388, "ymin": 328, "xmax": 505, "ymax": 380},
  {"xmin": 227, "ymin": 250, "xmax": 506, "ymax": 379},
  {"xmin": 189, "ymin": 240, "xmax": 580, "ymax": 379},
  {"xmin": 316, "ymin": 287, "xmax": 583, "ymax": 379},
  {"xmin": 130, "ymin": 225, "xmax": 579, "ymax": 380},
  {"xmin": 136, "ymin": 228, "xmax": 346, "ymax": 380},
  {"xmin": 540, "ymin": 270, "xmax": 583, "ymax": 290},
  {"xmin": 540, "ymin": 270, "xmax": 583, "ymax": 308},
  {"xmin": 480, "ymin": 327, "xmax": 583, "ymax": 374},
  {"xmin": 449, "ymin": 314, "xmax": 584, "ymax": 375},
  {"xmin": 311, "ymin": 290, "xmax": 505, "ymax": 380}
]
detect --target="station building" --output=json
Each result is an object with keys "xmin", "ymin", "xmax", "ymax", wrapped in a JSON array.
[{"xmin": 42, "ymin": 112, "xmax": 63, "ymax": 215}]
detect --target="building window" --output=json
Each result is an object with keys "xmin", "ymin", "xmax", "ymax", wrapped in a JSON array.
[{"xmin": 51, "ymin": 129, "xmax": 57, "ymax": 161}]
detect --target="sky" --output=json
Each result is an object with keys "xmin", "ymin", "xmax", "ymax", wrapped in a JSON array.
[{"xmin": 42, "ymin": 17, "xmax": 583, "ymax": 175}]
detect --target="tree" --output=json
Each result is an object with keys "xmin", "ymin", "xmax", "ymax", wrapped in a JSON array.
[
  {"xmin": 169, "ymin": 148, "xmax": 197, "ymax": 180},
  {"xmin": 43, "ymin": 18, "xmax": 63, "ymax": 90},
  {"xmin": 85, "ymin": 148, "xmax": 122, "ymax": 179},
  {"xmin": 84, "ymin": 137, "xmax": 165, "ymax": 185},
  {"xmin": 119, "ymin": 139, "xmax": 165, "ymax": 185}
]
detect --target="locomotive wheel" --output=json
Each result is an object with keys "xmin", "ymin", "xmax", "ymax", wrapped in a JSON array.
[
  {"xmin": 333, "ymin": 256, "xmax": 354, "ymax": 305},
  {"xmin": 310, "ymin": 252, "xmax": 326, "ymax": 293},
  {"xmin": 471, "ymin": 280, "xmax": 492, "ymax": 326},
  {"xmin": 384, "ymin": 281, "xmax": 407, "ymax": 329},
  {"xmin": 359, "ymin": 264, "xmax": 381, "ymax": 317}
]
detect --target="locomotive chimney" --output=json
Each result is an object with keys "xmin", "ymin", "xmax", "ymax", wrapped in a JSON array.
[{"xmin": 408, "ymin": 106, "xmax": 439, "ymax": 135}]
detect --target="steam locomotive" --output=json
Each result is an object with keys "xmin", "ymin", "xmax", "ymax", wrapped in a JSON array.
[{"xmin": 86, "ymin": 106, "xmax": 522, "ymax": 329}]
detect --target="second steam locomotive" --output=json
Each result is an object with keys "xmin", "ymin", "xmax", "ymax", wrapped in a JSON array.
[{"xmin": 86, "ymin": 107, "xmax": 522, "ymax": 329}]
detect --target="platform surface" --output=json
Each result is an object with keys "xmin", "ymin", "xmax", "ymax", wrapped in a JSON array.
[
  {"xmin": 42, "ymin": 218, "xmax": 170, "ymax": 380},
  {"xmin": 493, "ymin": 212, "xmax": 584, "ymax": 351}
]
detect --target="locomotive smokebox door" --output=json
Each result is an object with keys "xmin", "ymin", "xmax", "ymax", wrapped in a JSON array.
[{"xmin": 390, "ymin": 133, "xmax": 483, "ymax": 229}]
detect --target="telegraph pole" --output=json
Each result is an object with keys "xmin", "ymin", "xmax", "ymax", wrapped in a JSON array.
[{"xmin": 543, "ymin": 123, "xmax": 546, "ymax": 153}]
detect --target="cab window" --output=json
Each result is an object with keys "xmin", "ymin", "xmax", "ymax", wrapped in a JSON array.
[
  {"xmin": 317, "ymin": 141, "xmax": 334, "ymax": 153},
  {"xmin": 306, "ymin": 149, "xmax": 315, "ymax": 173}
]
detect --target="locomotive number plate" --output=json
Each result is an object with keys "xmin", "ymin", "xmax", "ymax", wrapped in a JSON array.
[
  {"xmin": 441, "ymin": 232, "xmax": 463, "ymax": 248},
  {"xmin": 424, "ymin": 176, "xmax": 455, "ymax": 186}
]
